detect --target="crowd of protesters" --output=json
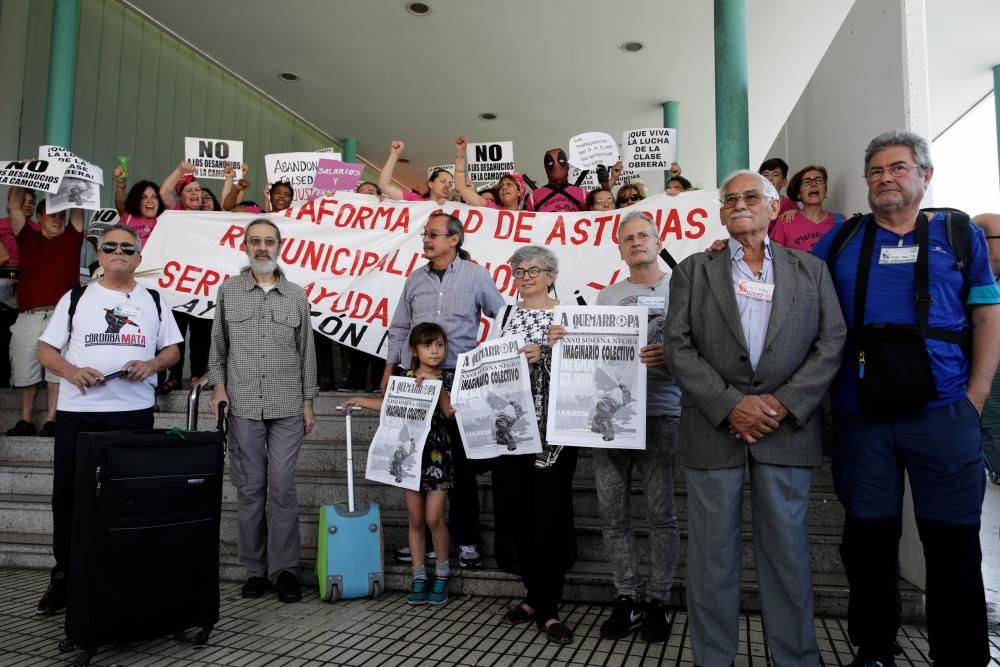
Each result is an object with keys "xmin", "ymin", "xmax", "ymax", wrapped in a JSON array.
[{"xmin": 6, "ymin": 128, "xmax": 1000, "ymax": 666}]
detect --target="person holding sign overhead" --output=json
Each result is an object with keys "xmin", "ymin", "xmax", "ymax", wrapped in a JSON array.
[
  {"xmin": 664, "ymin": 170, "xmax": 845, "ymax": 667},
  {"xmin": 452, "ymin": 134, "xmax": 527, "ymax": 211},
  {"xmin": 378, "ymin": 140, "xmax": 454, "ymax": 205}
]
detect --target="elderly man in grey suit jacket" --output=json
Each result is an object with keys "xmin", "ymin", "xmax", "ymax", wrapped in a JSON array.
[{"xmin": 664, "ymin": 170, "xmax": 846, "ymax": 667}]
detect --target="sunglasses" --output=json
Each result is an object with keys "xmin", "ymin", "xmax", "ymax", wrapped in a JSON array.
[
  {"xmin": 617, "ymin": 194, "xmax": 642, "ymax": 204},
  {"xmin": 99, "ymin": 241, "xmax": 138, "ymax": 255}
]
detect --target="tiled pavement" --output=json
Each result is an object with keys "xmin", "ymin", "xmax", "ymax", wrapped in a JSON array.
[{"xmin": 4, "ymin": 570, "xmax": 1000, "ymax": 666}]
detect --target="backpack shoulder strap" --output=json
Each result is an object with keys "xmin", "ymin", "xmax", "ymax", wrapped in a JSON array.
[
  {"xmin": 145, "ymin": 287, "xmax": 163, "ymax": 319},
  {"xmin": 827, "ymin": 213, "xmax": 867, "ymax": 268},
  {"xmin": 67, "ymin": 285, "xmax": 88, "ymax": 336}
]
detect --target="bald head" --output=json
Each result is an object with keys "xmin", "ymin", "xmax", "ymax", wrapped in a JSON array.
[{"xmin": 974, "ymin": 213, "xmax": 1000, "ymax": 276}]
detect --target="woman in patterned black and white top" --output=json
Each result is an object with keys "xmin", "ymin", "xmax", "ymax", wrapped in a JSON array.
[{"xmin": 490, "ymin": 245, "xmax": 578, "ymax": 645}]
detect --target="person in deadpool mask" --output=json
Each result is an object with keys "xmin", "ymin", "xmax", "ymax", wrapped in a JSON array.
[{"xmin": 528, "ymin": 148, "xmax": 588, "ymax": 213}]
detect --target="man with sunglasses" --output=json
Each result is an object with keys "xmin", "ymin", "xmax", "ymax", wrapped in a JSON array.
[
  {"xmin": 665, "ymin": 170, "xmax": 845, "ymax": 666},
  {"xmin": 382, "ymin": 213, "xmax": 504, "ymax": 569},
  {"xmin": 205, "ymin": 219, "xmax": 317, "ymax": 604},
  {"xmin": 34, "ymin": 224, "xmax": 183, "ymax": 615},
  {"xmin": 812, "ymin": 131, "xmax": 1000, "ymax": 667}
]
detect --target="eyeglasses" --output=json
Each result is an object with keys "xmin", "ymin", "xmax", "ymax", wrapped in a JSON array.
[
  {"xmin": 617, "ymin": 194, "xmax": 642, "ymax": 204},
  {"xmin": 99, "ymin": 241, "xmax": 137, "ymax": 255},
  {"xmin": 419, "ymin": 230, "xmax": 454, "ymax": 239},
  {"xmin": 865, "ymin": 162, "xmax": 920, "ymax": 182},
  {"xmin": 721, "ymin": 190, "xmax": 768, "ymax": 209},
  {"xmin": 800, "ymin": 176, "xmax": 826, "ymax": 187},
  {"xmin": 620, "ymin": 231, "xmax": 656, "ymax": 245},
  {"xmin": 513, "ymin": 267, "xmax": 553, "ymax": 279}
]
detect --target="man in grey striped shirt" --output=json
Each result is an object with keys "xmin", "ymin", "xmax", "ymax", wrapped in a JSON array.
[{"xmin": 207, "ymin": 218, "xmax": 317, "ymax": 604}]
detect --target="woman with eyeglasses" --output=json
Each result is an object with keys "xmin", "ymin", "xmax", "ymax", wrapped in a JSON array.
[
  {"xmin": 769, "ymin": 165, "xmax": 844, "ymax": 253},
  {"xmin": 378, "ymin": 140, "xmax": 454, "ymax": 205},
  {"xmin": 487, "ymin": 245, "xmax": 578, "ymax": 645},
  {"xmin": 586, "ymin": 188, "xmax": 616, "ymax": 211},
  {"xmin": 615, "ymin": 183, "xmax": 646, "ymax": 208}
]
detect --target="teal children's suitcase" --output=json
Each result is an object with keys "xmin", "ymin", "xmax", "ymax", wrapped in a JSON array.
[{"xmin": 317, "ymin": 406, "xmax": 384, "ymax": 601}]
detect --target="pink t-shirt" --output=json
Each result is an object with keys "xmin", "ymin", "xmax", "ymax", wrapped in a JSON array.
[
  {"xmin": 0, "ymin": 217, "xmax": 38, "ymax": 267},
  {"xmin": 401, "ymin": 190, "xmax": 428, "ymax": 202},
  {"xmin": 768, "ymin": 196, "xmax": 801, "ymax": 234},
  {"xmin": 121, "ymin": 213, "xmax": 158, "ymax": 245},
  {"xmin": 769, "ymin": 211, "xmax": 842, "ymax": 253},
  {"xmin": 527, "ymin": 185, "xmax": 586, "ymax": 212}
]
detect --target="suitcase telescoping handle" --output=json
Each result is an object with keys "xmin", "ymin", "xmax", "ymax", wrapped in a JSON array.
[
  {"xmin": 186, "ymin": 379, "xmax": 228, "ymax": 436},
  {"xmin": 336, "ymin": 406, "xmax": 362, "ymax": 512}
]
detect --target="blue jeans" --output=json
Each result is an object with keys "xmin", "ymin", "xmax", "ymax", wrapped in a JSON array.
[{"xmin": 592, "ymin": 415, "xmax": 679, "ymax": 603}]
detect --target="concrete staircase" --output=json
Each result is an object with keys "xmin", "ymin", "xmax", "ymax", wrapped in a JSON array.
[{"xmin": 0, "ymin": 386, "xmax": 925, "ymax": 620}]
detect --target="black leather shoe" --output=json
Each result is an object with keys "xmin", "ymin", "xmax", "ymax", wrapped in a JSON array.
[
  {"xmin": 275, "ymin": 571, "xmax": 301, "ymax": 603},
  {"xmin": 39, "ymin": 421, "xmax": 56, "ymax": 437},
  {"xmin": 36, "ymin": 573, "xmax": 67, "ymax": 615},
  {"xmin": 240, "ymin": 576, "xmax": 271, "ymax": 598},
  {"xmin": 7, "ymin": 420, "xmax": 35, "ymax": 436}
]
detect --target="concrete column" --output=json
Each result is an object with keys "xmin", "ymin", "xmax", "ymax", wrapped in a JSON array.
[
  {"xmin": 662, "ymin": 101, "xmax": 679, "ymax": 188},
  {"xmin": 43, "ymin": 0, "xmax": 80, "ymax": 148},
  {"xmin": 714, "ymin": 0, "xmax": 749, "ymax": 184},
  {"xmin": 342, "ymin": 137, "xmax": 357, "ymax": 164}
]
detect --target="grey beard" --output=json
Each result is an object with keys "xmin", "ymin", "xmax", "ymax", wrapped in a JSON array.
[{"xmin": 249, "ymin": 256, "xmax": 278, "ymax": 274}]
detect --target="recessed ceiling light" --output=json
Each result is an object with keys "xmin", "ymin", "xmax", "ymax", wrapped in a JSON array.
[
  {"xmin": 398, "ymin": 158, "xmax": 411, "ymax": 164},
  {"xmin": 406, "ymin": 2, "xmax": 431, "ymax": 15},
  {"xmin": 621, "ymin": 41, "xmax": 644, "ymax": 53},
  {"xmin": 279, "ymin": 72, "xmax": 299, "ymax": 82},
  {"xmin": 478, "ymin": 113, "xmax": 497, "ymax": 121}
]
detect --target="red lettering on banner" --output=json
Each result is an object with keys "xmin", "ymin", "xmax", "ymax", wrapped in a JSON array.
[
  {"xmin": 592, "ymin": 215, "xmax": 613, "ymax": 245},
  {"xmin": 387, "ymin": 209, "xmax": 409, "ymax": 233},
  {"xmin": 305, "ymin": 283, "xmax": 390, "ymax": 327},
  {"xmin": 334, "ymin": 203, "xmax": 356, "ymax": 227},
  {"xmin": 661, "ymin": 209, "xmax": 683, "ymax": 240},
  {"xmin": 219, "ymin": 225, "xmax": 244, "ymax": 248},
  {"xmin": 316, "ymin": 198, "xmax": 338, "ymax": 224},
  {"xmin": 544, "ymin": 217, "xmax": 567, "ymax": 245},
  {"xmin": 331, "ymin": 247, "xmax": 351, "ymax": 275},
  {"xmin": 586, "ymin": 269, "xmax": 622, "ymax": 291},
  {"xmin": 513, "ymin": 212, "xmax": 534, "ymax": 243},
  {"xmin": 159, "ymin": 261, "xmax": 180, "ymax": 288},
  {"xmin": 686, "ymin": 209, "xmax": 707, "ymax": 238},
  {"xmin": 291, "ymin": 200, "xmax": 316, "ymax": 221},
  {"xmin": 193, "ymin": 269, "xmax": 223, "ymax": 296},
  {"xmin": 465, "ymin": 209, "xmax": 483, "ymax": 234},
  {"xmin": 570, "ymin": 217, "xmax": 591, "ymax": 246},
  {"xmin": 494, "ymin": 211, "xmax": 514, "ymax": 240},
  {"xmin": 357, "ymin": 252, "xmax": 380, "ymax": 274},
  {"xmin": 354, "ymin": 206, "xmax": 374, "ymax": 229},
  {"xmin": 609, "ymin": 213, "xmax": 624, "ymax": 243},
  {"xmin": 176, "ymin": 264, "xmax": 200, "ymax": 293}
]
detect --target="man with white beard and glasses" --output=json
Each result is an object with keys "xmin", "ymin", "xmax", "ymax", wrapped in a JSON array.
[{"xmin": 206, "ymin": 219, "xmax": 317, "ymax": 603}]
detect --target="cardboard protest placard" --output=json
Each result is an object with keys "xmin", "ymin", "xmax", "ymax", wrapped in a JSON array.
[
  {"xmin": 452, "ymin": 335, "xmax": 542, "ymax": 459},
  {"xmin": 310, "ymin": 159, "xmax": 364, "ymax": 198},
  {"xmin": 0, "ymin": 159, "xmax": 69, "ymax": 193},
  {"xmin": 86, "ymin": 208, "xmax": 121, "ymax": 243},
  {"xmin": 265, "ymin": 152, "xmax": 338, "ymax": 204},
  {"xmin": 622, "ymin": 128, "xmax": 677, "ymax": 172},
  {"xmin": 547, "ymin": 306, "xmax": 647, "ymax": 449},
  {"xmin": 364, "ymin": 376, "xmax": 442, "ymax": 490},
  {"xmin": 464, "ymin": 141, "xmax": 515, "ymax": 186},
  {"xmin": 568, "ymin": 132, "xmax": 619, "ymax": 170},
  {"xmin": 184, "ymin": 137, "xmax": 244, "ymax": 180},
  {"xmin": 426, "ymin": 164, "xmax": 455, "ymax": 179},
  {"xmin": 39, "ymin": 146, "xmax": 104, "ymax": 185}
]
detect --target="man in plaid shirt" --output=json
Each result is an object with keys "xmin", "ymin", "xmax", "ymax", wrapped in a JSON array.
[{"xmin": 206, "ymin": 218, "xmax": 317, "ymax": 604}]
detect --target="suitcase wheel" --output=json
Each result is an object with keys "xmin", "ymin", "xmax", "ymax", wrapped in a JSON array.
[
  {"xmin": 71, "ymin": 646, "xmax": 96, "ymax": 667},
  {"xmin": 371, "ymin": 581, "xmax": 382, "ymax": 598},
  {"xmin": 58, "ymin": 638, "xmax": 77, "ymax": 653},
  {"xmin": 329, "ymin": 583, "xmax": 341, "ymax": 602}
]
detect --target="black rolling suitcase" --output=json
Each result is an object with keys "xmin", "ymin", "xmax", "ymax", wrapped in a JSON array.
[{"xmin": 61, "ymin": 386, "xmax": 227, "ymax": 666}]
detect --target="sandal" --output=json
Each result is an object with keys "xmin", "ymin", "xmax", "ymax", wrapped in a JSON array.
[
  {"xmin": 540, "ymin": 620, "xmax": 574, "ymax": 645},
  {"xmin": 503, "ymin": 604, "xmax": 535, "ymax": 624}
]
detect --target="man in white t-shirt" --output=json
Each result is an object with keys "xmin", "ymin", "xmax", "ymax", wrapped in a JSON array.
[{"xmin": 33, "ymin": 224, "xmax": 182, "ymax": 616}]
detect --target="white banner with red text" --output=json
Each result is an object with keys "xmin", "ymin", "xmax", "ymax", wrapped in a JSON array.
[{"xmin": 136, "ymin": 190, "xmax": 726, "ymax": 359}]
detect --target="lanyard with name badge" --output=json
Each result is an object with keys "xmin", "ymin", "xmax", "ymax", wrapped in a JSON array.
[{"xmin": 878, "ymin": 235, "xmax": 919, "ymax": 264}]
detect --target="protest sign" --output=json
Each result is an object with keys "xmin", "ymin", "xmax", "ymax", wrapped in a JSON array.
[
  {"xmin": 316, "ymin": 146, "xmax": 341, "ymax": 154},
  {"xmin": 452, "ymin": 335, "xmax": 542, "ymax": 459},
  {"xmin": 426, "ymin": 164, "xmax": 455, "ymax": 179},
  {"xmin": 568, "ymin": 132, "xmax": 619, "ymax": 170},
  {"xmin": 622, "ymin": 128, "xmax": 677, "ymax": 172},
  {"xmin": 46, "ymin": 178, "xmax": 100, "ymax": 214},
  {"xmin": 364, "ymin": 376, "xmax": 442, "ymax": 490},
  {"xmin": 184, "ymin": 137, "xmax": 244, "ymax": 180},
  {"xmin": 86, "ymin": 208, "xmax": 121, "ymax": 242},
  {"xmin": 265, "ymin": 152, "xmax": 339, "ymax": 204},
  {"xmin": 547, "ymin": 306, "xmax": 647, "ymax": 449},
  {"xmin": 569, "ymin": 166, "xmax": 599, "ymax": 191},
  {"xmin": 136, "ymin": 190, "xmax": 725, "ymax": 358},
  {"xmin": 464, "ymin": 141, "xmax": 514, "ymax": 186},
  {"xmin": 39, "ymin": 146, "xmax": 104, "ymax": 185},
  {"xmin": 311, "ymin": 159, "xmax": 364, "ymax": 198},
  {"xmin": 0, "ymin": 159, "xmax": 68, "ymax": 193}
]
